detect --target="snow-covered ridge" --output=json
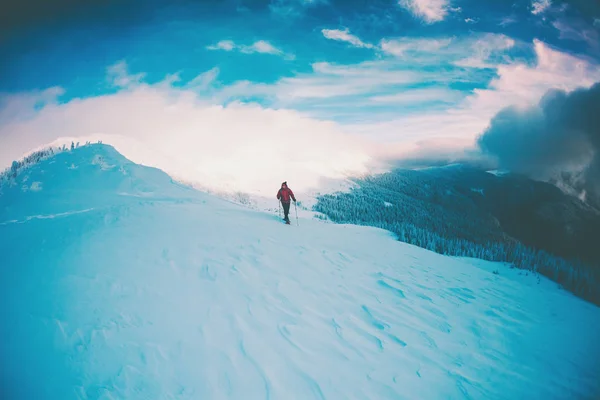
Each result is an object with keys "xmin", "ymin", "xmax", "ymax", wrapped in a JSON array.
[
  {"xmin": 1, "ymin": 144, "xmax": 599, "ymax": 399},
  {"xmin": 0, "ymin": 144, "xmax": 201, "ymax": 223}
]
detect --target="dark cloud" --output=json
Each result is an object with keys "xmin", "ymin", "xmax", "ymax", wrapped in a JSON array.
[
  {"xmin": 386, "ymin": 144, "xmax": 491, "ymax": 171},
  {"xmin": 478, "ymin": 81, "xmax": 600, "ymax": 205},
  {"xmin": 560, "ymin": 0, "xmax": 600, "ymax": 19},
  {"xmin": 0, "ymin": 0, "xmax": 133, "ymax": 38},
  {"xmin": 0, "ymin": 0, "xmax": 265, "ymax": 43}
]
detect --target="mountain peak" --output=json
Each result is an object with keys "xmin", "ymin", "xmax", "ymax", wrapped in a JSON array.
[{"xmin": 0, "ymin": 143, "xmax": 200, "ymax": 223}]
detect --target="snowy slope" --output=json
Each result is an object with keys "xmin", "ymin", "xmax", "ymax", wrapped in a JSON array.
[
  {"xmin": 1, "ymin": 144, "xmax": 600, "ymax": 400},
  {"xmin": 190, "ymin": 175, "xmax": 358, "ymax": 221}
]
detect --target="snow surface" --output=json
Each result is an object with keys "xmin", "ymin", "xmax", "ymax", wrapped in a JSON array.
[
  {"xmin": 1, "ymin": 144, "xmax": 600, "ymax": 399},
  {"xmin": 184, "ymin": 174, "xmax": 359, "ymax": 222}
]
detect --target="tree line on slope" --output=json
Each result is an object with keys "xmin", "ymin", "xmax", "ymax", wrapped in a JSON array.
[
  {"xmin": 313, "ymin": 170, "xmax": 600, "ymax": 306},
  {"xmin": 0, "ymin": 141, "xmax": 96, "ymax": 191},
  {"xmin": 419, "ymin": 165, "xmax": 600, "ymax": 268}
]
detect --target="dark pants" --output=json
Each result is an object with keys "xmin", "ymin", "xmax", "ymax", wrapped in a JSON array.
[{"xmin": 282, "ymin": 201, "xmax": 291, "ymax": 221}]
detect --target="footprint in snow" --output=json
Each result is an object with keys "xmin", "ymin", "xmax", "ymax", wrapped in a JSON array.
[
  {"xmin": 448, "ymin": 287, "xmax": 477, "ymax": 304},
  {"xmin": 199, "ymin": 264, "xmax": 217, "ymax": 281},
  {"xmin": 376, "ymin": 279, "xmax": 406, "ymax": 299},
  {"xmin": 419, "ymin": 331, "xmax": 437, "ymax": 349},
  {"xmin": 360, "ymin": 305, "xmax": 390, "ymax": 331}
]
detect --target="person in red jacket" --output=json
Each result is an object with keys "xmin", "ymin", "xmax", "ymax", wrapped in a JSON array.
[{"xmin": 277, "ymin": 181, "xmax": 296, "ymax": 224}]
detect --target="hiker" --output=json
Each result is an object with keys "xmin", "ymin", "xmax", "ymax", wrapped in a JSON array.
[{"xmin": 277, "ymin": 181, "xmax": 296, "ymax": 224}]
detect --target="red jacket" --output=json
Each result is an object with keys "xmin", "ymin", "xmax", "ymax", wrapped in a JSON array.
[{"xmin": 277, "ymin": 187, "xmax": 296, "ymax": 203}]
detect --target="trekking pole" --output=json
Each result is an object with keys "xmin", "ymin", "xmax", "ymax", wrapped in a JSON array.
[
  {"xmin": 294, "ymin": 201, "xmax": 299, "ymax": 226},
  {"xmin": 278, "ymin": 200, "xmax": 282, "ymax": 219}
]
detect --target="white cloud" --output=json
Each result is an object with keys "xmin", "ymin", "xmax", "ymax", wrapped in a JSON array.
[
  {"xmin": 485, "ymin": 39, "xmax": 600, "ymax": 105},
  {"xmin": 399, "ymin": 0, "xmax": 450, "ymax": 24},
  {"xmin": 240, "ymin": 40, "xmax": 282, "ymax": 55},
  {"xmin": 0, "ymin": 87, "xmax": 64, "ymax": 124},
  {"xmin": 369, "ymin": 88, "xmax": 464, "ymax": 104},
  {"xmin": 321, "ymin": 28, "xmax": 374, "ymax": 48},
  {"xmin": 206, "ymin": 40, "xmax": 236, "ymax": 51},
  {"xmin": 195, "ymin": 34, "xmax": 521, "ymax": 117},
  {"xmin": 0, "ymin": 63, "xmax": 372, "ymax": 197},
  {"xmin": 201, "ymin": 33, "xmax": 518, "ymax": 112},
  {"xmin": 464, "ymin": 18, "xmax": 478, "ymax": 24},
  {"xmin": 210, "ymin": 60, "xmax": 426, "ymax": 105},
  {"xmin": 344, "ymin": 39, "xmax": 600, "ymax": 161},
  {"xmin": 207, "ymin": 39, "xmax": 293, "ymax": 59},
  {"xmin": 186, "ymin": 67, "xmax": 220, "ymax": 91},
  {"xmin": 379, "ymin": 37, "xmax": 452, "ymax": 56},
  {"xmin": 552, "ymin": 19, "xmax": 600, "ymax": 50},
  {"xmin": 499, "ymin": 16, "xmax": 517, "ymax": 27},
  {"xmin": 531, "ymin": 0, "xmax": 551, "ymax": 15},
  {"xmin": 278, "ymin": 62, "xmax": 419, "ymax": 99},
  {"xmin": 379, "ymin": 33, "xmax": 514, "ymax": 69},
  {"xmin": 453, "ymin": 34, "xmax": 515, "ymax": 68},
  {"xmin": 106, "ymin": 61, "xmax": 146, "ymax": 88}
]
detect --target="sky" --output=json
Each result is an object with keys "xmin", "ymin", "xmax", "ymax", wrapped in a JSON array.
[{"xmin": 1, "ymin": 0, "xmax": 600, "ymax": 195}]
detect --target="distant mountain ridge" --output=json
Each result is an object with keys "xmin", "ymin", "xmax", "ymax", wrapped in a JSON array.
[{"xmin": 412, "ymin": 164, "xmax": 600, "ymax": 264}]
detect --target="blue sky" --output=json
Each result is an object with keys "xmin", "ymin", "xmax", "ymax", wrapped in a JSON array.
[
  {"xmin": 1, "ymin": 0, "xmax": 600, "ymax": 194},
  {"xmin": 2, "ymin": 0, "xmax": 598, "ymax": 98}
]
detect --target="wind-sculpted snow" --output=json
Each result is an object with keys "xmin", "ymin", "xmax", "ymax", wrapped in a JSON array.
[{"xmin": 1, "ymin": 145, "xmax": 599, "ymax": 399}]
